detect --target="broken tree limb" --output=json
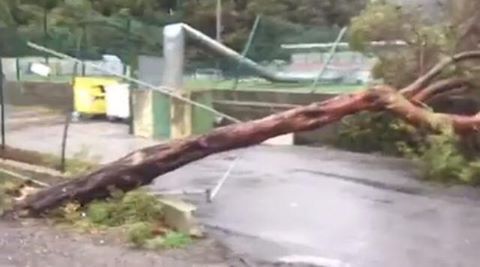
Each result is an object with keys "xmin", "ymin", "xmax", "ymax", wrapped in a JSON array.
[
  {"xmin": 15, "ymin": 90, "xmax": 379, "ymax": 214},
  {"xmin": 13, "ymin": 86, "xmax": 480, "ymax": 215},
  {"xmin": 11, "ymin": 51, "xmax": 480, "ymax": 215}
]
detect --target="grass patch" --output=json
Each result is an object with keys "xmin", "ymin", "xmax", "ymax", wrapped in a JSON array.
[
  {"xmin": 143, "ymin": 231, "xmax": 192, "ymax": 250},
  {"xmin": 0, "ymin": 148, "xmax": 192, "ymax": 250},
  {"xmin": 55, "ymin": 189, "xmax": 193, "ymax": 250},
  {"xmin": 85, "ymin": 190, "xmax": 163, "ymax": 227}
]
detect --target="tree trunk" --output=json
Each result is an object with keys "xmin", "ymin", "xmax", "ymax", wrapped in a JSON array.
[
  {"xmin": 16, "ymin": 89, "xmax": 377, "ymax": 215},
  {"xmin": 11, "ymin": 51, "xmax": 480, "ymax": 215}
]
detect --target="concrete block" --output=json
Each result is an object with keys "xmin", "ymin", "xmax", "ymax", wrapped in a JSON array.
[{"xmin": 159, "ymin": 198, "xmax": 203, "ymax": 237}]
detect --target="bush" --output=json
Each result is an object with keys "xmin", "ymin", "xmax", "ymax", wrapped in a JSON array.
[
  {"xmin": 414, "ymin": 133, "xmax": 468, "ymax": 183},
  {"xmin": 334, "ymin": 112, "xmax": 421, "ymax": 156},
  {"xmin": 335, "ymin": 113, "xmax": 480, "ymax": 185},
  {"xmin": 409, "ymin": 130, "xmax": 480, "ymax": 185},
  {"xmin": 398, "ymin": 130, "xmax": 480, "ymax": 185}
]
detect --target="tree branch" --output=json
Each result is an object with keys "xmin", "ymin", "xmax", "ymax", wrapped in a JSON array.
[
  {"xmin": 10, "ymin": 50, "xmax": 480, "ymax": 216},
  {"xmin": 14, "ymin": 91, "xmax": 379, "ymax": 214},
  {"xmin": 400, "ymin": 51, "xmax": 480, "ymax": 97},
  {"xmin": 14, "ymin": 84, "xmax": 480, "ymax": 215},
  {"xmin": 424, "ymin": 87, "xmax": 471, "ymax": 105},
  {"xmin": 411, "ymin": 77, "xmax": 471, "ymax": 102}
]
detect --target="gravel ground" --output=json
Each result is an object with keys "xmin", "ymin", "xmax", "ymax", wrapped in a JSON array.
[{"xmin": 0, "ymin": 219, "xmax": 248, "ymax": 267}]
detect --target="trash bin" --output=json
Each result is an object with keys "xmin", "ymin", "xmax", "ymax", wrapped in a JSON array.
[
  {"xmin": 105, "ymin": 83, "xmax": 130, "ymax": 120},
  {"xmin": 73, "ymin": 77, "xmax": 119, "ymax": 117}
]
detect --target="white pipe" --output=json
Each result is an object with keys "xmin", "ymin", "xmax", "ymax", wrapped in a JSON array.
[{"xmin": 165, "ymin": 23, "xmax": 319, "ymax": 83}]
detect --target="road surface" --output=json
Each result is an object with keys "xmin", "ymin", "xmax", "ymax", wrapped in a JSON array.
[
  {"xmin": 6, "ymin": 108, "xmax": 480, "ymax": 266},
  {"xmin": 151, "ymin": 145, "xmax": 480, "ymax": 267}
]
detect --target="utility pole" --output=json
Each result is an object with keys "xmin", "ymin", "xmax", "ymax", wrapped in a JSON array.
[{"xmin": 216, "ymin": 0, "xmax": 222, "ymax": 43}]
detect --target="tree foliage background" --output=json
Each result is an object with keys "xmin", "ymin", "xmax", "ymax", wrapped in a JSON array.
[
  {"xmin": 0, "ymin": 0, "xmax": 367, "ymax": 60},
  {"xmin": 338, "ymin": 0, "xmax": 480, "ymax": 162}
]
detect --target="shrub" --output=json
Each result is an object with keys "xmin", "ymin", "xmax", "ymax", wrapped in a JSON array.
[
  {"xmin": 334, "ymin": 112, "xmax": 421, "ymax": 156},
  {"xmin": 414, "ymin": 133, "xmax": 468, "ymax": 183},
  {"xmin": 409, "ymin": 130, "xmax": 480, "ymax": 185},
  {"xmin": 335, "ymin": 114, "xmax": 480, "ymax": 185}
]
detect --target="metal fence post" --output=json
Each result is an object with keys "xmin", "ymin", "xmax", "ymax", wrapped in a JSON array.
[
  {"xmin": 43, "ymin": 5, "xmax": 50, "ymax": 74},
  {"xmin": 59, "ymin": 61, "xmax": 79, "ymax": 173},
  {"xmin": 232, "ymin": 15, "xmax": 261, "ymax": 90},
  {"xmin": 125, "ymin": 17, "xmax": 135, "ymax": 135},
  {"xmin": 311, "ymin": 27, "xmax": 348, "ymax": 91},
  {"xmin": 0, "ymin": 59, "xmax": 6, "ymax": 149},
  {"xmin": 15, "ymin": 57, "xmax": 20, "ymax": 81},
  {"xmin": 81, "ymin": 24, "xmax": 87, "ymax": 76}
]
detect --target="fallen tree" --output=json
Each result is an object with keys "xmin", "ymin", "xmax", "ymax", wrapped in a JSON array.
[{"xmin": 7, "ymin": 51, "xmax": 480, "ymax": 216}]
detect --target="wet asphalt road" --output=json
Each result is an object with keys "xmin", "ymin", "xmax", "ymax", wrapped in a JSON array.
[
  {"xmin": 7, "ymin": 113, "xmax": 480, "ymax": 266},
  {"xmin": 152, "ymin": 145, "xmax": 480, "ymax": 267}
]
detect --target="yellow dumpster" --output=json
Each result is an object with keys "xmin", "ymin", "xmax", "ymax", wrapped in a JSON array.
[{"xmin": 73, "ymin": 77, "xmax": 119, "ymax": 116}]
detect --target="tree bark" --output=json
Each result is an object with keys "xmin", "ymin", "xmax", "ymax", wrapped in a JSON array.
[{"xmin": 11, "ymin": 51, "xmax": 480, "ymax": 215}]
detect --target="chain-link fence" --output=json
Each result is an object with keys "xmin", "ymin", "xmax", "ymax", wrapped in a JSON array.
[{"xmin": 2, "ymin": 12, "xmax": 376, "ymax": 88}]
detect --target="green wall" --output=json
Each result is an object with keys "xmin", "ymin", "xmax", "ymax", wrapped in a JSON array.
[
  {"xmin": 191, "ymin": 90, "xmax": 215, "ymax": 135},
  {"xmin": 152, "ymin": 91, "xmax": 171, "ymax": 139}
]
